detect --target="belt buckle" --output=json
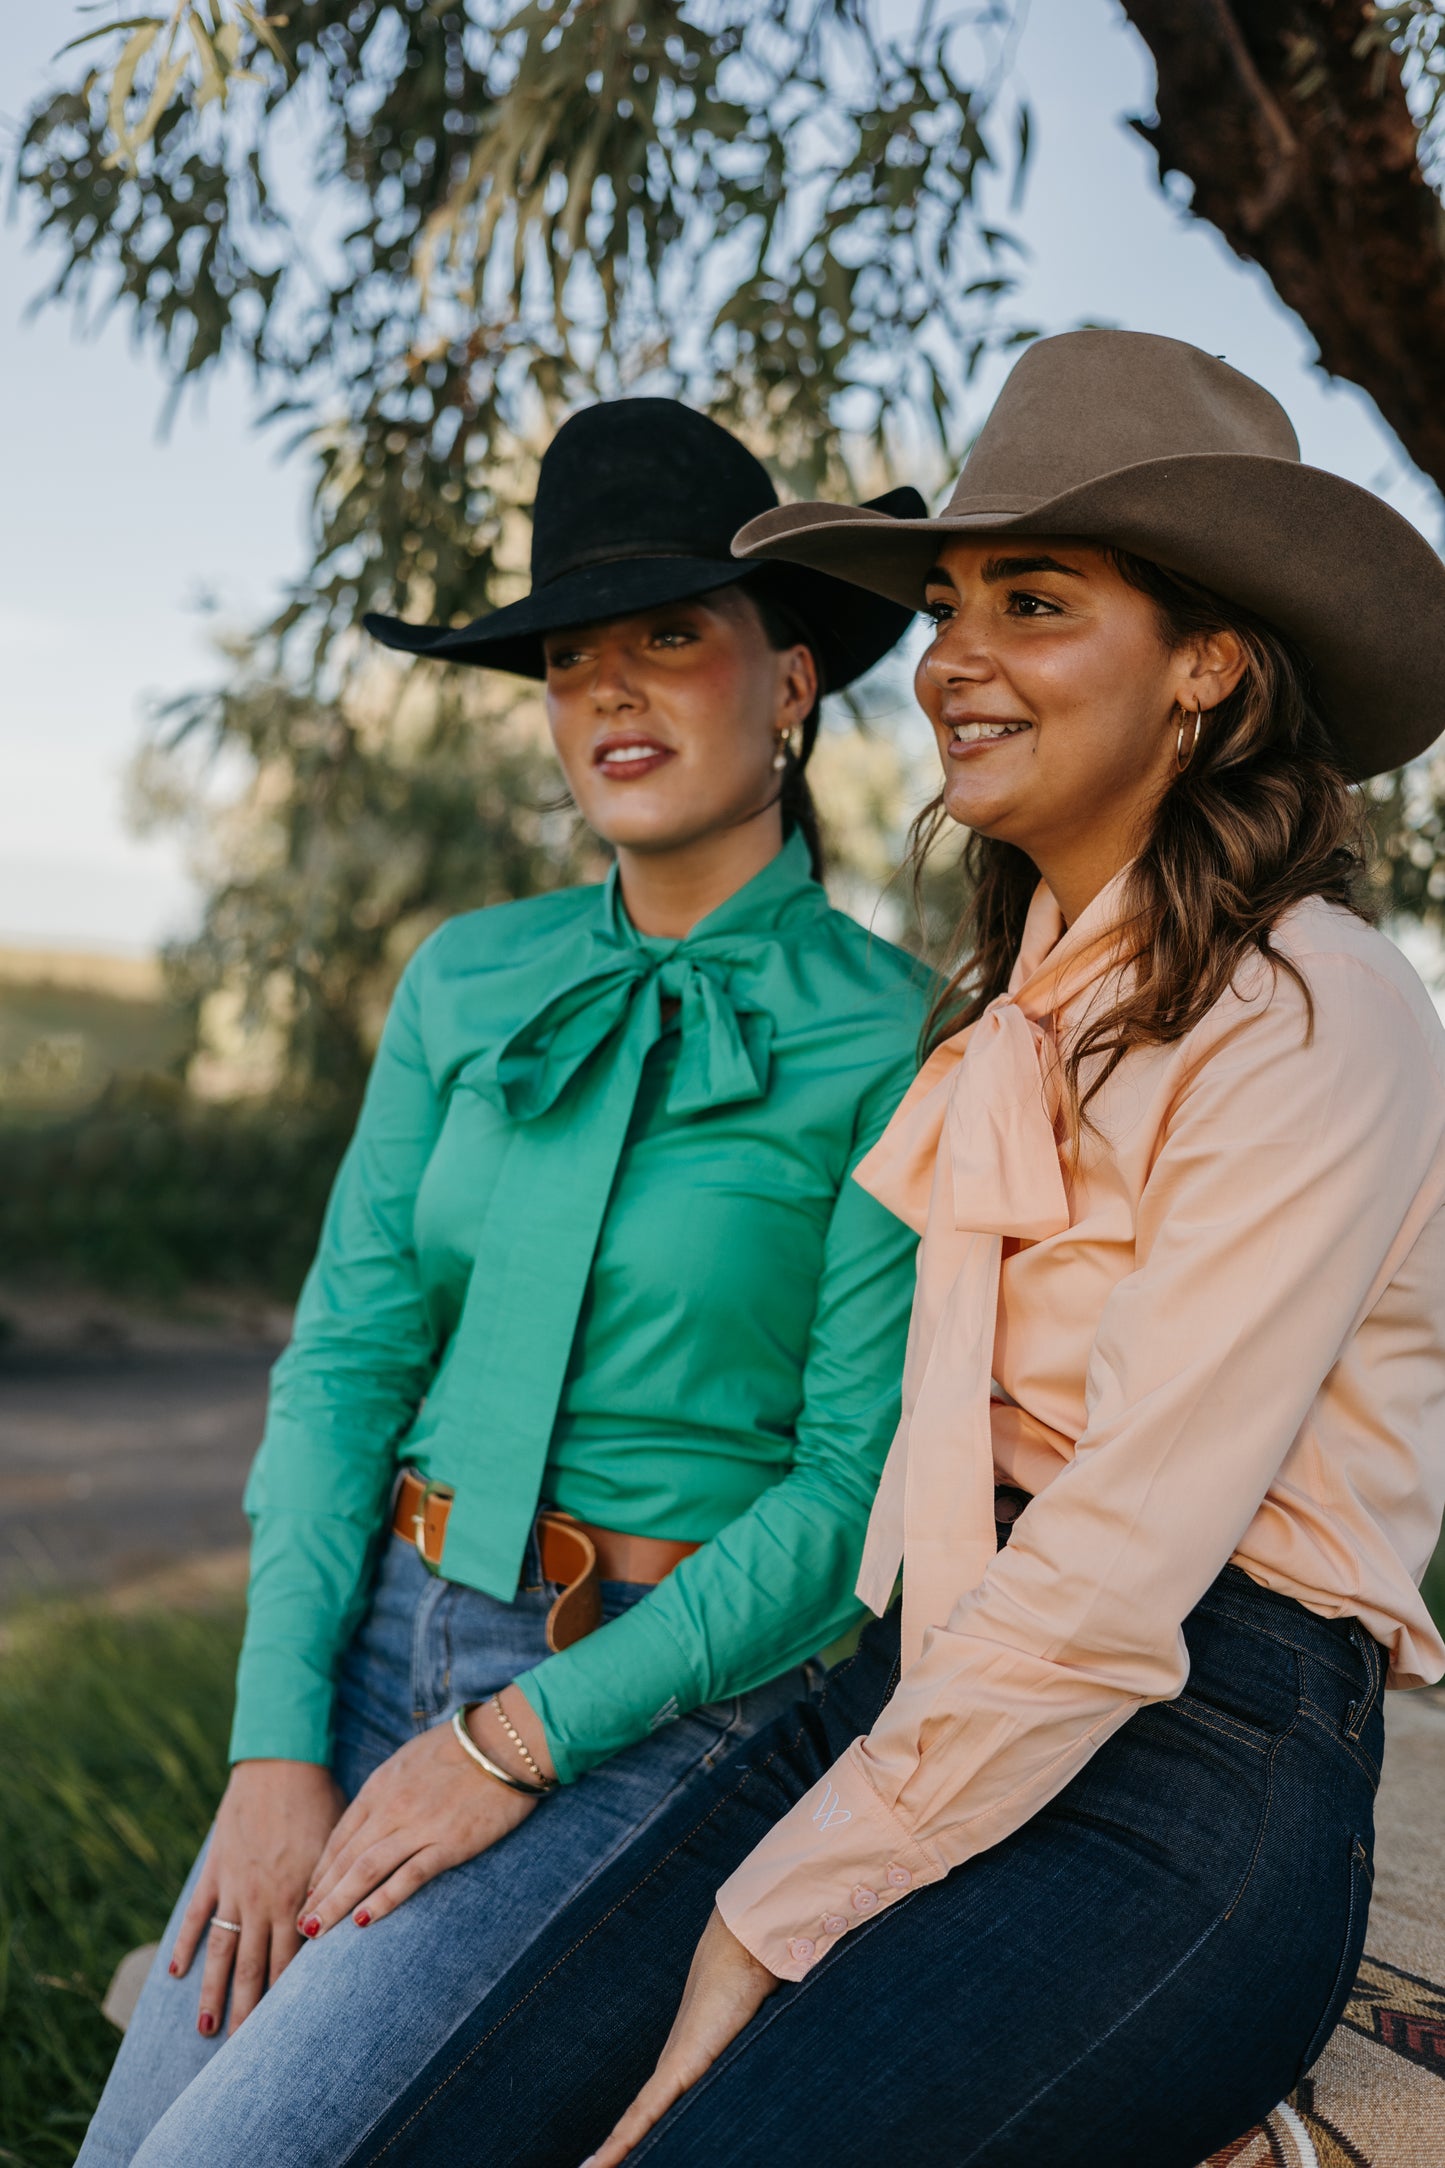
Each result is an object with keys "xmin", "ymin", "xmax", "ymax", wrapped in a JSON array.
[{"xmin": 411, "ymin": 1477, "xmax": 454, "ymax": 1576}]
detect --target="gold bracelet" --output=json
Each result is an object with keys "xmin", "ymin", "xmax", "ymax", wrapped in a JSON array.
[
  {"xmin": 450, "ymin": 1705, "xmax": 553, "ymax": 1797},
  {"xmin": 489, "ymin": 1694, "xmax": 554, "ymax": 1790}
]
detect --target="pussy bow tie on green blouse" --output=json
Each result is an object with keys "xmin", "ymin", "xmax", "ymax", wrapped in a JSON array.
[
  {"xmin": 490, "ymin": 942, "xmax": 773, "ymax": 1121},
  {"xmin": 436, "ymin": 831, "xmax": 827, "ymax": 1591}
]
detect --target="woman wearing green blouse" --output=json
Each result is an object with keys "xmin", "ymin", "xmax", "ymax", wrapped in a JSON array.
[{"xmin": 79, "ymin": 402, "xmax": 928, "ymax": 2168}]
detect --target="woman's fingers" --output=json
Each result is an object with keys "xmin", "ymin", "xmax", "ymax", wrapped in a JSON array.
[
  {"xmin": 302, "ymin": 1831, "xmax": 415, "ymax": 1935},
  {"xmin": 170, "ymin": 1760, "xmax": 344, "ymax": 2030},
  {"xmin": 226, "ymin": 1916, "xmax": 273, "ymax": 2034},
  {"xmin": 268, "ymin": 1910, "xmax": 304, "ymax": 1988},
  {"xmin": 583, "ymin": 1912, "xmax": 781, "ymax": 2164},
  {"xmin": 169, "ymin": 1855, "xmax": 220, "ymax": 1980},
  {"xmin": 342, "ymin": 1844, "xmax": 449, "ymax": 1928},
  {"xmin": 306, "ymin": 1790, "xmax": 369, "ymax": 1895},
  {"xmin": 195, "ymin": 1912, "xmax": 244, "ymax": 2038},
  {"xmin": 301, "ymin": 1814, "xmax": 384, "ymax": 1923},
  {"xmin": 584, "ymin": 2066, "xmax": 690, "ymax": 2168}
]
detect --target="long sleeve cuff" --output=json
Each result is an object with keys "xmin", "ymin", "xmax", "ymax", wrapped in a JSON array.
[
  {"xmin": 228, "ymin": 1507, "xmax": 380, "ymax": 1764},
  {"xmin": 715, "ymin": 1738, "xmax": 941, "ymax": 1981},
  {"xmin": 516, "ymin": 1594, "xmax": 705, "ymax": 1785},
  {"xmin": 229, "ymin": 1638, "xmax": 336, "ymax": 1764}
]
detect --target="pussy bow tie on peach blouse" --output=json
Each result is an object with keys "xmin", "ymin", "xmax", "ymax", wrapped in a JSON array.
[{"xmin": 853, "ymin": 871, "xmax": 1131, "ymax": 1670}]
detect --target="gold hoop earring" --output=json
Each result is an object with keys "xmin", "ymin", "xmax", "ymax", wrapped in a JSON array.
[{"xmin": 1176, "ymin": 705, "xmax": 1203, "ymax": 772}]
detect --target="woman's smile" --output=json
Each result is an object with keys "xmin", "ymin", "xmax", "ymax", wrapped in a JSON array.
[
  {"xmin": 943, "ymin": 713, "xmax": 1033, "ymax": 755},
  {"xmin": 592, "ymin": 730, "xmax": 677, "ymax": 781}
]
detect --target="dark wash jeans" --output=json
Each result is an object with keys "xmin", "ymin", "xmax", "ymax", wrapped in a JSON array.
[{"xmin": 346, "ymin": 1566, "xmax": 1385, "ymax": 2168}]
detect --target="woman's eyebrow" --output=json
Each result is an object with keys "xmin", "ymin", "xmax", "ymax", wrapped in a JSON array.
[{"xmin": 980, "ymin": 553, "xmax": 1085, "ymax": 583}]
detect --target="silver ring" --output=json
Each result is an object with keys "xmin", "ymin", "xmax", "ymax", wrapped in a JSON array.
[{"xmin": 210, "ymin": 1916, "xmax": 243, "ymax": 1935}]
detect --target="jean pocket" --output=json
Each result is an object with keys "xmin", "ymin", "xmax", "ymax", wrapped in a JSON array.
[
  {"xmin": 1167, "ymin": 1674, "xmax": 1292, "ymax": 1750},
  {"xmin": 1173, "ymin": 1611, "xmax": 1301, "ymax": 1744},
  {"xmin": 1298, "ymin": 1832, "xmax": 1373, "ymax": 2078}
]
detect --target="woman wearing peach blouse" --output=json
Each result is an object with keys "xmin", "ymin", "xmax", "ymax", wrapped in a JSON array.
[{"xmin": 339, "ymin": 331, "xmax": 1445, "ymax": 2168}]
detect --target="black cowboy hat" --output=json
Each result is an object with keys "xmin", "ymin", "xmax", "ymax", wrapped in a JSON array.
[{"xmin": 364, "ymin": 399, "xmax": 924, "ymax": 694}]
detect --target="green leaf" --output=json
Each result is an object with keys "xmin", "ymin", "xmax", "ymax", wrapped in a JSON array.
[
  {"xmin": 56, "ymin": 15, "xmax": 164, "ymax": 60},
  {"xmin": 236, "ymin": 3, "xmax": 291, "ymax": 73},
  {"xmin": 189, "ymin": 19, "xmax": 226, "ymax": 108},
  {"xmin": 104, "ymin": 20, "xmax": 161, "ymax": 166}
]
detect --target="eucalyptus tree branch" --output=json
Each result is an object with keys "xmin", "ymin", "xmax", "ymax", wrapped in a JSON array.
[
  {"xmin": 1120, "ymin": 0, "xmax": 1445, "ymax": 492},
  {"xmin": 15, "ymin": 0, "xmax": 1032, "ymax": 668}
]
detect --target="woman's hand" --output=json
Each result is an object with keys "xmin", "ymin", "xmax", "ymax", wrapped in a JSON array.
[
  {"xmin": 583, "ymin": 1910, "xmax": 780, "ymax": 2167},
  {"xmin": 300, "ymin": 1689, "xmax": 550, "ymax": 1938},
  {"xmin": 171, "ymin": 1758, "xmax": 345, "ymax": 2037}
]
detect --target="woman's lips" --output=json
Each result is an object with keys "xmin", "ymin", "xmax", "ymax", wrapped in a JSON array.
[
  {"xmin": 945, "ymin": 719, "xmax": 1032, "ymax": 757},
  {"xmin": 594, "ymin": 737, "xmax": 675, "ymax": 780}
]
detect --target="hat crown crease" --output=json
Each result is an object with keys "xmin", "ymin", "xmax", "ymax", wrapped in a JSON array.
[
  {"xmin": 530, "ymin": 399, "xmax": 777, "ymax": 585},
  {"xmin": 947, "ymin": 329, "xmax": 1301, "ymax": 515}
]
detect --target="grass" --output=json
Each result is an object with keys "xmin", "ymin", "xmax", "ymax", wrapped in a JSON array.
[{"xmin": 0, "ymin": 1604, "xmax": 240, "ymax": 2168}]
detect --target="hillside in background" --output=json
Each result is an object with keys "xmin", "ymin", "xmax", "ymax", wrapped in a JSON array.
[{"xmin": 0, "ymin": 950, "xmax": 190, "ymax": 1116}]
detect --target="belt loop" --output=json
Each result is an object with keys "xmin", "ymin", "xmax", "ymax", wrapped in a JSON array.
[
  {"xmin": 1344, "ymin": 1622, "xmax": 1383, "ymax": 1740},
  {"xmin": 411, "ymin": 1477, "xmax": 453, "ymax": 1575},
  {"xmin": 520, "ymin": 1517, "xmax": 545, "ymax": 1594}
]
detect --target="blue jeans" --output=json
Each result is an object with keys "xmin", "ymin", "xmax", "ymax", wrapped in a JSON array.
[
  {"xmin": 344, "ymin": 1566, "xmax": 1386, "ymax": 2168},
  {"xmin": 77, "ymin": 1533, "xmax": 812, "ymax": 2167}
]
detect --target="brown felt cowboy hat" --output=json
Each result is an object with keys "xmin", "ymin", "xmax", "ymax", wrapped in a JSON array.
[{"xmin": 729, "ymin": 329, "xmax": 1445, "ymax": 779}]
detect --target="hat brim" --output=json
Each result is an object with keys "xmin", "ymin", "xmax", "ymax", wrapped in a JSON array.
[
  {"xmin": 365, "ymin": 488, "xmax": 925, "ymax": 694},
  {"xmin": 733, "ymin": 455, "xmax": 1445, "ymax": 778}
]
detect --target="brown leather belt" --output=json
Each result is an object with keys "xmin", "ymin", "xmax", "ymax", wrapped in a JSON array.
[{"xmin": 391, "ymin": 1469, "xmax": 700, "ymax": 1653}]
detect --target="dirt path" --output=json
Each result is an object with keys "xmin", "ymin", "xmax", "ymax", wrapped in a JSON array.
[{"xmin": 0, "ymin": 1294, "xmax": 284, "ymax": 1610}]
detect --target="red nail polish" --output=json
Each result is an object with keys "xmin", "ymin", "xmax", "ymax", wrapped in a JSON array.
[
  {"xmin": 168, "ymin": 1961, "xmax": 178, "ymax": 1976},
  {"xmin": 198, "ymin": 2012, "xmax": 216, "ymax": 2036},
  {"xmin": 354, "ymin": 1909, "xmax": 371, "ymax": 1928},
  {"xmin": 301, "ymin": 1915, "xmax": 321, "ymax": 1938}
]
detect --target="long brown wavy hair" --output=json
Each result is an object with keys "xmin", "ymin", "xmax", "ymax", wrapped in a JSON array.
[{"xmin": 912, "ymin": 547, "xmax": 1373, "ymax": 1133}]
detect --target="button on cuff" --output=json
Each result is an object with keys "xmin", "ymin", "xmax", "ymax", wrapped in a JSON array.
[
  {"xmin": 851, "ymin": 1885, "xmax": 879, "ymax": 1913},
  {"xmin": 788, "ymin": 1937, "xmax": 816, "ymax": 1963}
]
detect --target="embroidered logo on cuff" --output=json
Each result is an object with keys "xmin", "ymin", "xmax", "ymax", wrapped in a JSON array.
[{"xmin": 810, "ymin": 1781, "xmax": 852, "ymax": 1832}]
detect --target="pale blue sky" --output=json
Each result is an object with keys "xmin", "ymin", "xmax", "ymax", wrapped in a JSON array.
[{"xmin": 2, "ymin": 0, "xmax": 1440, "ymax": 953}]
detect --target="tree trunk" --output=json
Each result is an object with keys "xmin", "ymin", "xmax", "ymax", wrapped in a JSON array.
[{"xmin": 1119, "ymin": 0, "xmax": 1445, "ymax": 492}]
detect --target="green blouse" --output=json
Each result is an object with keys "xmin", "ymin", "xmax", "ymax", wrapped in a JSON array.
[{"xmin": 231, "ymin": 832, "xmax": 928, "ymax": 1781}]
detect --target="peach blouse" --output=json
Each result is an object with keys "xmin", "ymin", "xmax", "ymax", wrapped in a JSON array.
[{"xmin": 718, "ymin": 870, "xmax": 1445, "ymax": 1980}]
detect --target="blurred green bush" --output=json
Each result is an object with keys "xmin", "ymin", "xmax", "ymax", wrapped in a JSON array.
[
  {"xmin": 0, "ymin": 1603, "xmax": 241, "ymax": 2167},
  {"xmin": 0, "ymin": 1077, "xmax": 348, "ymax": 1299}
]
